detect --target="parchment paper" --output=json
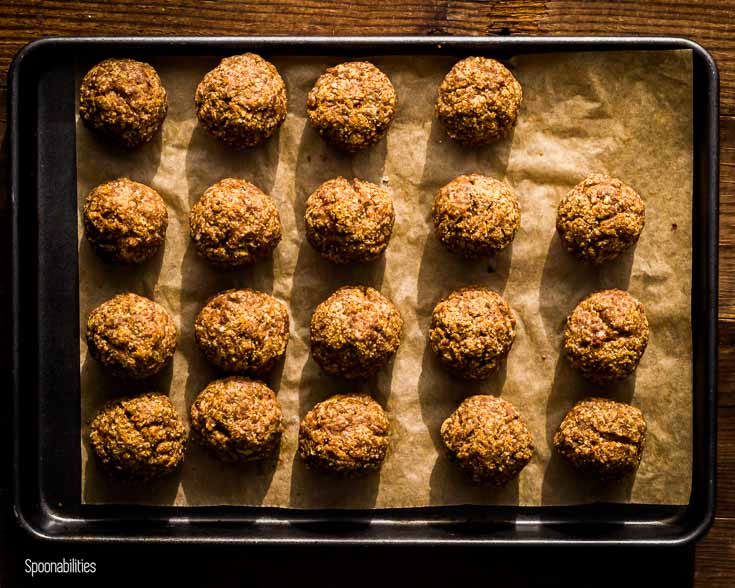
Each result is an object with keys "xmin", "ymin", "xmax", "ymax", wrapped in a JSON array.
[{"xmin": 78, "ymin": 50, "xmax": 693, "ymax": 507}]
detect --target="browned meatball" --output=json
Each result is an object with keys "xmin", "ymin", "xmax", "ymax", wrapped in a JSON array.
[
  {"xmin": 432, "ymin": 174, "xmax": 520, "ymax": 258},
  {"xmin": 554, "ymin": 397, "xmax": 647, "ymax": 478},
  {"xmin": 564, "ymin": 289, "xmax": 649, "ymax": 383},
  {"xmin": 305, "ymin": 177, "xmax": 395, "ymax": 264},
  {"xmin": 86, "ymin": 293, "xmax": 177, "ymax": 379},
  {"xmin": 79, "ymin": 58, "xmax": 167, "ymax": 148},
  {"xmin": 89, "ymin": 393, "xmax": 186, "ymax": 480},
  {"xmin": 190, "ymin": 376, "xmax": 283, "ymax": 463},
  {"xmin": 310, "ymin": 286, "xmax": 403, "ymax": 379},
  {"xmin": 194, "ymin": 289, "xmax": 289, "ymax": 375},
  {"xmin": 195, "ymin": 53, "xmax": 287, "ymax": 148},
  {"xmin": 557, "ymin": 174, "xmax": 646, "ymax": 264},
  {"xmin": 298, "ymin": 394, "xmax": 390, "ymax": 475},
  {"xmin": 435, "ymin": 56, "xmax": 522, "ymax": 145},
  {"xmin": 307, "ymin": 61, "xmax": 397, "ymax": 152},
  {"xmin": 441, "ymin": 395, "xmax": 534, "ymax": 486},
  {"xmin": 189, "ymin": 178, "xmax": 282, "ymax": 268},
  {"xmin": 429, "ymin": 287, "xmax": 516, "ymax": 380},
  {"xmin": 83, "ymin": 178, "xmax": 168, "ymax": 263}
]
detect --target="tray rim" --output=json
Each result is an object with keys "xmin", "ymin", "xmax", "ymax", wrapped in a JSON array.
[{"xmin": 9, "ymin": 34, "xmax": 719, "ymax": 546}]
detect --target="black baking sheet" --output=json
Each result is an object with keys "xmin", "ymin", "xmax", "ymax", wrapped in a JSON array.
[{"xmin": 10, "ymin": 36, "xmax": 718, "ymax": 545}]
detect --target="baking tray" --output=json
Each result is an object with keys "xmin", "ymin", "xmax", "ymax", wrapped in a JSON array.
[{"xmin": 9, "ymin": 36, "xmax": 718, "ymax": 546}]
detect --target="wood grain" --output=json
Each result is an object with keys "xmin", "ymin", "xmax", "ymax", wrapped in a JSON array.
[
  {"xmin": 718, "ymin": 407, "xmax": 735, "ymax": 517},
  {"xmin": 695, "ymin": 518, "xmax": 735, "ymax": 587},
  {"xmin": 0, "ymin": 1, "xmax": 733, "ymax": 584},
  {"xmin": 721, "ymin": 321, "xmax": 735, "ymax": 406},
  {"xmin": 718, "ymin": 112, "xmax": 734, "ymax": 405},
  {"xmin": 447, "ymin": 0, "xmax": 549, "ymax": 35}
]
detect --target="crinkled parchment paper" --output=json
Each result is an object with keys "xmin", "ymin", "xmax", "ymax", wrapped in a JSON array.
[{"xmin": 78, "ymin": 50, "xmax": 693, "ymax": 507}]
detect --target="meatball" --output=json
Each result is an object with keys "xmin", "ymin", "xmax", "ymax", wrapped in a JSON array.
[
  {"xmin": 564, "ymin": 289, "xmax": 649, "ymax": 383},
  {"xmin": 429, "ymin": 287, "xmax": 515, "ymax": 380},
  {"xmin": 79, "ymin": 58, "xmax": 167, "ymax": 148},
  {"xmin": 435, "ymin": 56, "xmax": 522, "ymax": 146},
  {"xmin": 432, "ymin": 174, "xmax": 520, "ymax": 258},
  {"xmin": 195, "ymin": 53, "xmax": 287, "ymax": 149},
  {"xmin": 194, "ymin": 289, "xmax": 289, "ymax": 374},
  {"xmin": 305, "ymin": 177, "xmax": 395, "ymax": 264},
  {"xmin": 190, "ymin": 376, "xmax": 283, "ymax": 463},
  {"xmin": 557, "ymin": 174, "xmax": 646, "ymax": 264},
  {"xmin": 441, "ymin": 395, "xmax": 534, "ymax": 486},
  {"xmin": 310, "ymin": 286, "xmax": 403, "ymax": 379},
  {"xmin": 306, "ymin": 61, "xmax": 397, "ymax": 152},
  {"xmin": 553, "ymin": 397, "xmax": 647, "ymax": 478},
  {"xmin": 83, "ymin": 178, "xmax": 168, "ymax": 264},
  {"xmin": 298, "ymin": 394, "xmax": 390, "ymax": 475},
  {"xmin": 89, "ymin": 392, "xmax": 186, "ymax": 480},
  {"xmin": 86, "ymin": 293, "xmax": 177, "ymax": 379},
  {"xmin": 189, "ymin": 178, "xmax": 282, "ymax": 268}
]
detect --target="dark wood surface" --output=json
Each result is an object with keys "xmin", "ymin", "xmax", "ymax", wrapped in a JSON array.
[{"xmin": 0, "ymin": 1, "xmax": 732, "ymax": 585}]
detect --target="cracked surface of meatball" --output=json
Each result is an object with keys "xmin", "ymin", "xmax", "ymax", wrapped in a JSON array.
[
  {"xmin": 194, "ymin": 289, "xmax": 289, "ymax": 375},
  {"xmin": 429, "ymin": 287, "xmax": 515, "ymax": 380},
  {"xmin": 557, "ymin": 174, "xmax": 646, "ymax": 264},
  {"xmin": 298, "ymin": 394, "xmax": 390, "ymax": 475},
  {"xmin": 80, "ymin": 58, "xmax": 167, "ymax": 148},
  {"xmin": 195, "ymin": 53, "xmax": 287, "ymax": 148},
  {"xmin": 564, "ymin": 289, "xmax": 649, "ymax": 383},
  {"xmin": 307, "ymin": 61, "xmax": 397, "ymax": 152},
  {"xmin": 83, "ymin": 178, "xmax": 168, "ymax": 264},
  {"xmin": 190, "ymin": 178, "xmax": 282, "ymax": 268},
  {"xmin": 86, "ymin": 293, "xmax": 177, "ymax": 379},
  {"xmin": 432, "ymin": 174, "xmax": 520, "ymax": 258},
  {"xmin": 305, "ymin": 177, "xmax": 394, "ymax": 264},
  {"xmin": 554, "ymin": 397, "xmax": 647, "ymax": 478},
  {"xmin": 89, "ymin": 393, "xmax": 186, "ymax": 480},
  {"xmin": 190, "ymin": 376, "xmax": 283, "ymax": 463},
  {"xmin": 310, "ymin": 286, "xmax": 403, "ymax": 379},
  {"xmin": 441, "ymin": 395, "xmax": 534, "ymax": 486},
  {"xmin": 435, "ymin": 56, "xmax": 522, "ymax": 145}
]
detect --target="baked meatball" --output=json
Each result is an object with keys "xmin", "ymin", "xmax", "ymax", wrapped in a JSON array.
[
  {"xmin": 89, "ymin": 393, "xmax": 186, "ymax": 480},
  {"xmin": 190, "ymin": 376, "xmax": 283, "ymax": 463},
  {"xmin": 298, "ymin": 394, "xmax": 390, "ymax": 475},
  {"xmin": 83, "ymin": 178, "xmax": 168, "ymax": 263},
  {"xmin": 557, "ymin": 174, "xmax": 646, "ymax": 264},
  {"xmin": 310, "ymin": 286, "xmax": 403, "ymax": 379},
  {"xmin": 195, "ymin": 53, "xmax": 287, "ymax": 148},
  {"xmin": 86, "ymin": 293, "xmax": 177, "ymax": 379},
  {"xmin": 429, "ymin": 287, "xmax": 515, "ymax": 380},
  {"xmin": 441, "ymin": 395, "xmax": 534, "ymax": 486},
  {"xmin": 305, "ymin": 177, "xmax": 395, "ymax": 264},
  {"xmin": 432, "ymin": 174, "xmax": 520, "ymax": 258},
  {"xmin": 435, "ymin": 56, "xmax": 522, "ymax": 145},
  {"xmin": 194, "ymin": 289, "xmax": 289, "ymax": 375},
  {"xmin": 553, "ymin": 397, "xmax": 647, "ymax": 478},
  {"xmin": 189, "ymin": 178, "xmax": 282, "ymax": 268},
  {"xmin": 306, "ymin": 61, "xmax": 397, "ymax": 152},
  {"xmin": 79, "ymin": 58, "xmax": 167, "ymax": 148},
  {"xmin": 564, "ymin": 289, "xmax": 649, "ymax": 383}
]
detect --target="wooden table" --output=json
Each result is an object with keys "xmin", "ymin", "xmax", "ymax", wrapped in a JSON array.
[{"xmin": 0, "ymin": 1, "xmax": 732, "ymax": 585}]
